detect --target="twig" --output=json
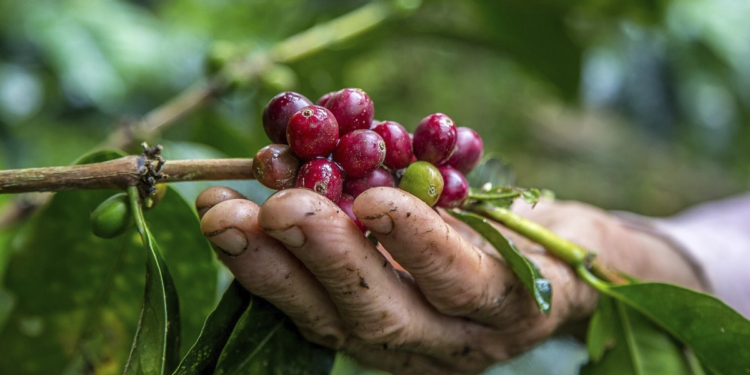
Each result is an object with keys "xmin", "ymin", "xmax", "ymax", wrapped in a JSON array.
[
  {"xmin": 99, "ymin": 81, "xmax": 219, "ymax": 151},
  {"xmin": 0, "ymin": 157, "xmax": 254, "ymax": 195}
]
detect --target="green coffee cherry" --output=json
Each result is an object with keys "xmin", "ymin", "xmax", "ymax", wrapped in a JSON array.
[
  {"xmin": 398, "ymin": 161, "xmax": 444, "ymax": 206},
  {"xmin": 90, "ymin": 193, "xmax": 133, "ymax": 239}
]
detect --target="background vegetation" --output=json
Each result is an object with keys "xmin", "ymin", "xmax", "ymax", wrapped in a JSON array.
[{"xmin": 1, "ymin": 0, "xmax": 749, "ymax": 374}]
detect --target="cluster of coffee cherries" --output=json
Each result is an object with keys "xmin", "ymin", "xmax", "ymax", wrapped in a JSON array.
[{"xmin": 252, "ymin": 88, "xmax": 483, "ymax": 231}]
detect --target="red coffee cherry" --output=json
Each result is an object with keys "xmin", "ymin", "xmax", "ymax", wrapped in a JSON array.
[
  {"xmin": 262, "ymin": 91, "xmax": 313, "ymax": 144},
  {"xmin": 343, "ymin": 167, "xmax": 395, "ymax": 198},
  {"xmin": 286, "ymin": 105, "xmax": 339, "ymax": 160},
  {"xmin": 436, "ymin": 166, "xmax": 469, "ymax": 208},
  {"xmin": 325, "ymin": 88, "xmax": 375, "ymax": 135},
  {"xmin": 337, "ymin": 194, "xmax": 366, "ymax": 233},
  {"xmin": 372, "ymin": 121, "xmax": 413, "ymax": 170},
  {"xmin": 446, "ymin": 127, "xmax": 484, "ymax": 174},
  {"xmin": 296, "ymin": 158, "xmax": 344, "ymax": 202},
  {"xmin": 316, "ymin": 92, "xmax": 335, "ymax": 107},
  {"xmin": 332, "ymin": 129, "xmax": 386, "ymax": 178},
  {"xmin": 252, "ymin": 144, "xmax": 301, "ymax": 190},
  {"xmin": 413, "ymin": 113, "xmax": 457, "ymax": 166}
]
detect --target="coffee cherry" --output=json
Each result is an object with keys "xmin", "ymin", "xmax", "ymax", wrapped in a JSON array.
[
  {"xmin": 286, "ymin": 105, "xmax": 339, "ymax": 160},
  {"xmin": 446, "ymin": 127, "xmax": 484, "ymax": 174},
  {"xmin": 296, "ymin": 158, "xmax": 344, "ymax": 202},
  {"xmin": 316, "ymin": 92, "xmax": 334, "ymax": 107},
  {"xmin": 90, "ymin": 193, "xmax": 133, "ymax": 239},
  {"xmin": 436, "ymin": 166, "xmax": 469, "ymax": 208},
  {"xmin": 252, "ymin": 144, "xmax": 301, "ymax": 190},
  {"xmin": 343, "ymin": 167, "xmax": 395, "ymax": 198},
  {"xmin": 262, "ymin": 92, "xmax": 313, "ymax": 144},
  {"xmin": 332, "ymin": 129, "xmax": 386, "ymax": 178},
  {"xmin": 399, "ymin": 161, "xmax": 444, "ymax": 207},
  {"xmin": 337, "ymin": 194, "xmax": 366, "ymax": 233},
  {"xmin": 413, "ymin": 113, "xmax": 457, "ymax": 166},
  {"xmin": 372, "ymin": 121, "xmax": 413, "ymax": 170},
  {"xmin": 325, "ymin": 88, "xmax": 375, "ymax": 135}
]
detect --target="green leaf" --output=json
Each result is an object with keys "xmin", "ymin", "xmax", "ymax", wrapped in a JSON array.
[
  {"xmin": 214, "ymin": 294, "xmax": 335, "ymax": 375},
  {"xmin": 586, "ymin": 295, "xmax": 617, "ymax": 362},
  {"xmin": 0, "ymin": 149, "xmax": 220, "ymax": 374},
  {"xmin": 447, "ymin": 210, "xmax": 552, "ymax": 314},
  {"xmin": 581, "ymin": 298, "xmax": 692, "ymax": 375},
  {"xmin": 142, "ymin": 186, "xmax": 218, "ymax": 355},
  {"xmin": 173, "ymin": 280, "xmax": 251, "ymax": 375},
  {"xmin": 521, "ymin": 188, "xmax": 541, "ymax": 206},
  {"xmin": 124, "ymin": 187, "xmax": 181, "ymax": 375},
  {"xmin": 0, "ymin": 149, "xmax": 148, "ymax": 374},
  {"xmin": 330, "ymin": 353, "xmax": 390, "ymax": 375},
  {"xmin": 0, "ymin": 209, "xmax": 20, "ymax": 331},
  {"xmin": 72, "ymin": 149, "xmax": 129, "ymax": 165},
  {"xmin": 465, "ymin": 154, "xmax": 515, "ymax": 191},
  {"xmin": 606, "ymin": 283, "xmax": 750, "ymax": 375}
]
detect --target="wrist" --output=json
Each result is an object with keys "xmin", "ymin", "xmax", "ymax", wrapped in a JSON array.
[{"xmin": 608, "ymin": 218, "xmax": 707, "ymax": 291}]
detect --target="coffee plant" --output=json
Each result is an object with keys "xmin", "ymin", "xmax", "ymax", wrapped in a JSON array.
[{"xmin": 0, "ymin": 1, "xmax": 748, "ymax": 375}]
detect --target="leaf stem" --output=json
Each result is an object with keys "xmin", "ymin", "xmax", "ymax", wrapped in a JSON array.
[
  {"xmin": 470, "ymin": 202, "xmax": 629, "ymax": 285},
  {"xmin": 616, "ymin": 300, "xmax": 645, "ymax": 375},
  {"xmin": 467, "ymin": 192, "xmax": 521, "ymax": 200},
  {"xmin": 576, "ymin": 265, "xmax": 612, "ymax": 293},
  {"xmin": 470, "ymin": 202, "xmax": 589, "ymax": 267},
  {"xmin": 127, "ymin": 186, "xmax": 147, "ymax": 238}
]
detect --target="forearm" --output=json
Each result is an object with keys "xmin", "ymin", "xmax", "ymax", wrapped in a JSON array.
[{"xmin": 617, "ymin": 193, "xmax": 750, "ymax": 318}]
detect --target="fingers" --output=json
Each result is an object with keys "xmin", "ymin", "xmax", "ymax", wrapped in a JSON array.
[
  {"xmin": 197, "ymin": 187, "xmax": 582, "ymax": 373},
  {"xmin": 199, "ymin": 198, "xmax": 348, "ymax": 348},
  {"xmin": 353, "ymin": 187, "xmax": 521, "ymax": 323},
  {"xmin": 256, "ymin": 189, "xmax": 498, "ymax": 371},
  {"xmin": 195, "ymin": 186, "xmax": 247, "ymax": 219}
]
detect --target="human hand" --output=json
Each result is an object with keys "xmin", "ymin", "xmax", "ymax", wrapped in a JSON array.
[{"xmin": 197, "ymin": 187, "xmax": 703, "ymax": 375}]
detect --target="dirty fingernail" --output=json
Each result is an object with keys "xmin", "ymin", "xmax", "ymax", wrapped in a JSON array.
[
  {"xmin": 265, "ymin": 225, "xmax": 306, "ymax": 248},
  {"xmin": 205, "ymin": 227, "xmax": 248, "ymax": 256},
  {"xmin": 362, "ymin": 213, "xmax": 394, "ymax": 235}
]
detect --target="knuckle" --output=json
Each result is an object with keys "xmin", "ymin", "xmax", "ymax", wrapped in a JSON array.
[
  {"xmin": 432, "ymin": 288, "xmax": 487, "ymax": 316},
  {"xmin": 430, "ymin": 280, "xmax": 511, "ymax": 318},
  {"xmin": 297, "ymin": 326, "xmax": 348, "ymax": 350}
]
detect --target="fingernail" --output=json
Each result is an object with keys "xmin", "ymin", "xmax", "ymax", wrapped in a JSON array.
[
  {"xmin": 362, "ymin": 213, "xmax": 394, "ymax": 235},
  {"xmin": 265, "ymin": 225, "xmax": 306, "ymax": 248},
  {"xmin": 205, "ymin": 227, "xmax": 248, "ymax": 256}
]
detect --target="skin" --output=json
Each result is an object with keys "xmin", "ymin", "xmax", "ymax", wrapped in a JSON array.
[{"xmin": 198, "ymin": 187, "xmax": 704, "ymax": 375}]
